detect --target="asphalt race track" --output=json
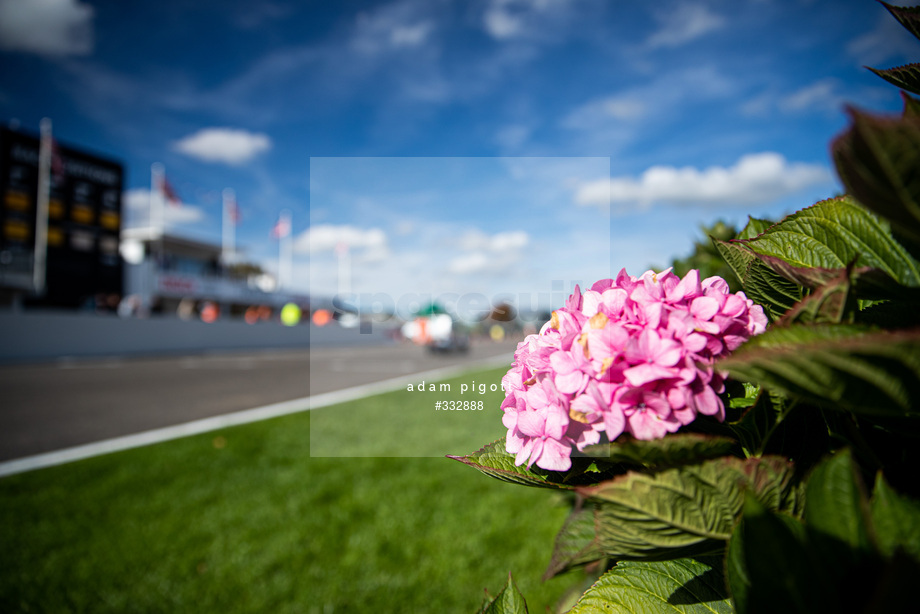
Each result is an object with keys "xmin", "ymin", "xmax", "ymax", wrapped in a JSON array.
[{"xmin": 0, "ymin": 339, "xmax": 521, "ymax": 463}]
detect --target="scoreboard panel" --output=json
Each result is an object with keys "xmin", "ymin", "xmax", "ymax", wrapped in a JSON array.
[{"xmin": 0, "ymin": 127, "xmax": 124, "ymax": 307}]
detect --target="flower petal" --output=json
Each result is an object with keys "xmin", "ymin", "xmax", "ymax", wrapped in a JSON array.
[
  {"xmin": 515, "ymin": 438, "xmax": 535, "ymax": 466},
  {"xmin": 535, "ymin": 438, "xmax": 572, "ymax": 471},
  {"xmin": 549, "ymin": 350, "xmax": 577, "ymax": 374},
  {"xmin": 624, "ymin": 363, "xmax": 676, "ymax": 387},
  {"xmin": 604, "ymin": 406, "xmax": 626, "ymax": 441},
  {"xmin": 516, "ymin": 410, "xmax": 546, "ymax": 438},
  {"xmin": 690, "ymin": 296, "xmax": 719, "ymax": 321},
  {"xmin": 669, "ymin": 268, "xmax": 700, "ymax": 302},
  {"xmin": 627, "ymin": 410, "xmax": 669, "ymax": 440}
]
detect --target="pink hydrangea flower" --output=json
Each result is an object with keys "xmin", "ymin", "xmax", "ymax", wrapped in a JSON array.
[{"xmin": 502, "ymin": 268, "xmax": 767, "ymax": 472}]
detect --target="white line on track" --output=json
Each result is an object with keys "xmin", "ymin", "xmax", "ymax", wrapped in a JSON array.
[{"xmin": 0, "ymin": 353, "xmax": 513, "ymax": 478}]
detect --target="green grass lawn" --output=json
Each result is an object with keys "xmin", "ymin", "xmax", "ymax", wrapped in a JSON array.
[
  {"xmin": 0, "ymin": 366, "xmax": 576, "ymax": 613},
  {"xmin": 311, "ymin": 364, "xmax": 515, "ymax": 458}
]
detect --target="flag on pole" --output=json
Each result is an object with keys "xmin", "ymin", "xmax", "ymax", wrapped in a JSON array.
[
  {"xmin": 273, "ymin": 210, "xmax": 293, "ymax": 289},
  {"xmin": 271, "ymin": 212, "xmax": 291, "ymax": 239},
  {"xmin": 221, "ymin": 188, "xmax": 239, "ymax": 264},
  {"xmin": 227, "ymin": 196, "xmax": 241, "ymax": 225},
  {"xmin": 50, "ymin": 138, "xmax": 66, "ymax": 183},
  {"xmin": 158, "ymin": 173, "xmax": 181, "ymax": 206}
]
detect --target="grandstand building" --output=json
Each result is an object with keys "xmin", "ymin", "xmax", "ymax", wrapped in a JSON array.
[{"xmin": 121, "ymin": 226, "xmax": 307, "ymax": 320}]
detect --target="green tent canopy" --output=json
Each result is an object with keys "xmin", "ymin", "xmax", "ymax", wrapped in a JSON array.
[{"xmin": 414, "ymin": 302, "xmax": 448, "ymax": 316}]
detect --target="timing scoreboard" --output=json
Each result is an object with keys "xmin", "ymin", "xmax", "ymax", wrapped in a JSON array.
[{"xmin": 0, "ymin": 126, "xmax": 124, "ymax": 307}]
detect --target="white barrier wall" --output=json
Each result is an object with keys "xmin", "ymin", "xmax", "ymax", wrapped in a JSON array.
[{"xmin": 0, "ymin": 311, "xmax": 393, "ymax": 362}]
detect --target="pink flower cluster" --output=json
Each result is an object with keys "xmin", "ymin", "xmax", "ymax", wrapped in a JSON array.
[{"xmin": 501, "ymin": 268, "xmax": 767, "ymax": 472}]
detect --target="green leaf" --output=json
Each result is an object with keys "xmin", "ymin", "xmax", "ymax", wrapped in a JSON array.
[
  {"xmin": 736, "ymin": 216, "xmax": 774, "ymax": 240},
  {"xmin": 880, "ymin": 1, "xmax": 920, "ymax": 43},
  {"xmin": 728, "ymin": 381, "xmax": 761, "ymax": 410},
  {"xmin": 728, "ymin": 387, "xmax": 793, "ymax": 459},
  {"xmin": 870, "ymin": 471, "xmax": 920, "ymax": 560},
  {"xmin": 543, "ymin": 503, "xmax": 607, "ymax": 580},
  {"xmin": 903, "ymin": 91, "xmax": 920, "ymax": 118},
  {"xmin": 475, "ymin": 574, "xmax": 528, "ymax": 614},
  {"xmin": 714, "ymin": 239, "xmax": 802, "ymax": 318},
  {"xmin": 718, "ymin": 324, "xmax": 920, "ymax": 416},
  {"xmin": 868, "ymin": 64, "xmax": 920, "ymax": 96},
  {"xmin": 567, "ymin": 557, "xmax": 732, "ymax": 614},
  {"xmin": 804, "ymin": 449, "xmax": 875, "ymax": 563},
  {"xmin": 729, "ymin": 452, "xmax": 920, "ymax": 614},
  {"xmin": 581, "ymin": 433, "xmax": 737, "ymax": 469},
  {"xmin": 714, "ymin": 235, "xmax": 757, "ymax": 287},
  {"xmin": 832, "ymin": 108, "xmax": 920, "ymax": 243},
  {"xmin": 774, "ymin": 267, "xmax": 854, "ymax": 326},
  {"xmin": 730, "ymin": 196, "xmax": 920, "ymax": 293},
  {"xmin": 727, "ymin": 496, "xmax": 830, "ymax": 614},
  {"xmin": 447, "ymin": 438, "xmax": 574, "ymax": 490},
  {"xmin": 724, "ymin": 509, "xmax": 751, "ymax": 613},
  {"xmin": 740, "ymin": 260, "xmax": 804, "ymax": 318},
  {"xmin": 547, "ymin": 456, "xmax": 800, "ymax": 572}
]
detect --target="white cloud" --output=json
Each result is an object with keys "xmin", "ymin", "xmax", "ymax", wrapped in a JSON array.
[
  {"xmin": 394, "ymin": 220, "xmax": 416, "ymax": 236},
  {"xmin": 390, "ymin": 22, "xmax": 434, "ymax": 47},
  {"xmin": 448, "ymin": 251, "xmax": 492, "ymax": 275},
  {"xmin": 449, "ymin": 229, "xmax": 529, "ymax": 274},
  {"xmin": 294, "ymin": 224, "xmax": 387, "ymax": 254},
  {"xmin": 0, "ymin": 0, "xmax": 93, "ymax": 56},
  {"xmin": 739, "ymin": 91, "xmax": 772, "ymax": 117},
  {"xmin": 741, "ymin": 79, "xmax": 847, "ymax": 117},
  {"xmin": 848, "ymin": 11, "xmax": 920, "ymax": 66},
  {"xmin": 491, "ymin": 230, "xmax": 529, "ymax": 251},
  {"xmin": 122, "ymin": 188, "xmax": 205, "ymax": 228},
  {"xmin": 351, "ymin": 1, "xmax": 435, "ymax": 53},
  {"xmin": 495, "ymin": 124, "xmax": 532, "ymax": 150},
  {"xmin": 603, "ymin": 98, "xmax": 647, "ymax": 120},
  {"xmin": 484, "ymin": 10, "xmax": 519, "ymax": 39},
  {"xmin": 484, "ymin": 0, "xmax": 523, "ymax": 39},
  {"xmin": 563, "ymin": 65, "xmax": 733, "ymax": 132},
  {"xmin": 173, "ymin": 128, "xmax": 272, "ymax": 165},
  {"xmin": 647, "ymin": 2, "xmax": 725, "ymax": 49},
  {"xmin": 458, "ymin": 229, "xmax": 529, "ymax": 252},
  {"xmin": 563, "ymin": 95, "xmax": 649, "ymax": 130},
  {"xmin": 482, "ymin": 0, "xmax": 576, "ymax": 41},
  {"xmin": 575, "ymin": 152, "xmax": 831, "ymax": 211},
  {"xmin": 778, "ymin": 78, "xmax": 843, "ymax": 114}
]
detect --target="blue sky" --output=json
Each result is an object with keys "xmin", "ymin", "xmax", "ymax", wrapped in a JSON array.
[{"xmin": 1, "ymin": 0, "xmax": 918, "ymax": 308}]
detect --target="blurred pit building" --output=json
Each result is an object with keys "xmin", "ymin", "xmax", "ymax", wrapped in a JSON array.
[{"xmin": 0, "ymin": 122, "xmax": 306, "ymax": 322}]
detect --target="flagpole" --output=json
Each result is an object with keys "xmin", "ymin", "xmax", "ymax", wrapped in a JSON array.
[
  {"xmin": 150, "ymin": 162, "xmax": 165, "ymax": 236},
  {"xmin": 222, "ymin": 188, "xmax": 235, "ymax": 264},
  {"xmin": 278, "ymin": 209, "xmax": 292, "ymax": 290},
  {"xmin": 33, "ymin": 118, "xmax": 52, "ymax": 295}
]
